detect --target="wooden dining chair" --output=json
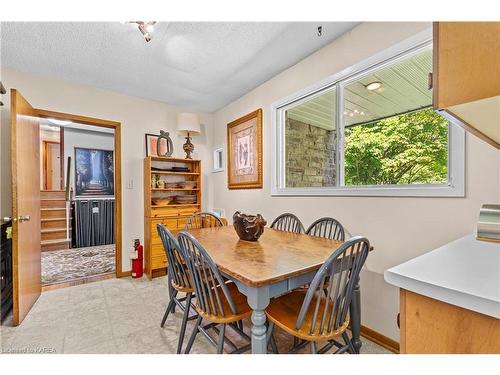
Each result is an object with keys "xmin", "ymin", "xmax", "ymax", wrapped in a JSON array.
[
  {"xmin": 306, "ymin": 217, "xmax": 345, "ymax": 241},
  {"xmin": 178, "ymin": 231, "xmax": 252, "ymax": 354},
  {"xmin": 184, "ymin": 211, "xmax": 224, "ymax": 231},
  {"xmin": 265, "ymin": 236, "xmax": 370, "ymax": 354},
  {"xmin": 157, "ymin": 224, "xmax": 197, "ymax": 354},
  {"xmin": 270, "ymin": 213, "xmax": 305, "ymax": 233}
]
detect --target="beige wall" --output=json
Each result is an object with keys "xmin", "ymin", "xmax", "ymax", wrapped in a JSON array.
[
  {"xmin": 211, "ymin": 22, "xmax": 500, "ymax": 340},
  {"xmin": 0, "ymin": 69, "xmax": 214, "ymax": 273}
]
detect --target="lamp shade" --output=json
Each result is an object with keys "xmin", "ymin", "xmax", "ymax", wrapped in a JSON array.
[{"xmin": 176, "ymin": 112, "xmax": 201, "ymax": 136}]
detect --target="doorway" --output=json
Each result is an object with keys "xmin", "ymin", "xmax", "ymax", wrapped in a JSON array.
[{"xmin": 36, "ymin": 110, "xmax": 123, "ymax": 290}]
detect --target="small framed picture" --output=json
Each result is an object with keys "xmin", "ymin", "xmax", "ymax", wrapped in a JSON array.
[
  {"xmin": 145, "ymin": 133, "xmax": 172, "ymax": 157},
  {"xmin": 227, "ymin": 109, "xmax": 263, "ymax": 189}
]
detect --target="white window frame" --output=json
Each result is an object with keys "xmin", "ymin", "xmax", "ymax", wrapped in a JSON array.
[
  {"xmin": 271, "ymin": 29, "xmax": 465, "ymax": 197},
  {"xmin": 212, "ymin": 145, "xmax": 224, "ymax": 173}
]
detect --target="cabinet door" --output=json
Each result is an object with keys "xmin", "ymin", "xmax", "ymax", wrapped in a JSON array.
[{"xmin": 433, "ymin": 22, "xmax": 500, "ymax": 109}]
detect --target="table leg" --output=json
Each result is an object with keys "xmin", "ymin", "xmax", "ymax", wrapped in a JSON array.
[
  {"xmin": 349, "ymin": 278, "xmax": 362, "ymax": 353},
  {"xmin": 244, "ymin": 285, "xmax": 270, "ymax": 354}
]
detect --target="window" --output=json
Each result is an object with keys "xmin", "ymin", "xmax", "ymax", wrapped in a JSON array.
[
  {"xmin": 272, "ymin": 40, "xmax": 465, "ymax": 197},
  {"xmin": 212, "ymin": 145, "xmax": 224, "ymax": 172}
]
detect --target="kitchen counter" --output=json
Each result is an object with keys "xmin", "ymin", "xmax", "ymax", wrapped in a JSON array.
[{"xmin": 384, "ymin": 234, "xmax": 500, "ymax": 318}]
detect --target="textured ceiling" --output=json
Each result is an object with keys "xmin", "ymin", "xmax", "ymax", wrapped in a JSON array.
[
  {"xmin": 0, "ymin": 22, "xmax": 358, "ymax": 112},
  {"xmin": 287, "ymin": 47, "xmax": 432, "ymax": 130}
]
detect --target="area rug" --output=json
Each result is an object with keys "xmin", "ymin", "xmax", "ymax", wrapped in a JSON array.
[{"xmin": 41, "ymin": 245, "xmax": 115, "ymax": 285}]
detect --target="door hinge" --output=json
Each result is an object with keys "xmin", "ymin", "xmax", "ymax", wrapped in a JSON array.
[{"xmin": 428, "ymin": 72, "xmax": 433, "ymax": 90}]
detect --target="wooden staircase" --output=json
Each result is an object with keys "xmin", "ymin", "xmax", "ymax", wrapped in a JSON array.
[{"xmin": 40, "ymin": 190, "xmax": 71, "ymax": 251}]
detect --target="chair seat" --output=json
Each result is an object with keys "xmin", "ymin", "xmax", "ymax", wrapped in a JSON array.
[
  {"xmin": 171, "ymin": 280, "xmax": 194, "ymax": 293},
  {"xmin": 266, "ymin": 290, "xmax": 349, "ymax": 342},
  {"xmin": 195, "ymin": 282, "xmax": 252, "ymax": 324}
]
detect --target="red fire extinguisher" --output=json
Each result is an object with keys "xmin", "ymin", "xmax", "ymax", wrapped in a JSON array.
[{"xmin": 131, "ymin": 239, "xmax": 143, "ymax": 278}]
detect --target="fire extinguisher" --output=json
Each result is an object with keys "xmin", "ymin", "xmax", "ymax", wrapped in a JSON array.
[{"xmin": 131, "ymin": 239, "xmax": 143, "ymax": 278}]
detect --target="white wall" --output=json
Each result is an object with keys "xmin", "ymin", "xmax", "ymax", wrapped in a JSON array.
[
  {"xmin": 0, "ymin": 69, "xmax": 214, "ymax": 273},
  {"xmin": 211, "ymin": 22, "xmax": 500, "ymax": 340},
  {"xmin": 63, "ymin": 127, "xmax": 115, "ymax": 195}
]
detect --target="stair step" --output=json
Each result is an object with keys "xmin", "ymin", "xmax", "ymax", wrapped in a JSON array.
[
  {"xmin": 41, "ymin": 208, "xmax": 67, "ymax": 218},
  {"xmin": 41, "ymin": 199, "xmax": 67, "ymax": 209},
  {"xmin": 41, "ymin": 238, "xmax": 71, "ymax": 252},
  {"xmin": 40, "ymin": 190, "xmax": 66, "ymax": 199},
  {"xmin": 41, "ymin": 227, "xmax": 71, "ymax": 241}
]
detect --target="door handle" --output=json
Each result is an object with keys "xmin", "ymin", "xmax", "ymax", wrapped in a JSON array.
[
  {"xmin": 2, "ymin": 216, "xmax": 14, "ymax": 223},
  {"xmin": 18, "ymin": 215, "xmax": 31, "ymax": 222}
]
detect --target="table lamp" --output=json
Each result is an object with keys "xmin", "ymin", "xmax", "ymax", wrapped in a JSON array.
[{"xmin": 176, "ymin": 112, "xmax": 201, "ymax": 159}]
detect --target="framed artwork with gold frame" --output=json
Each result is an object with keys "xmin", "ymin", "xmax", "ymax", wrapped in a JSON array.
[{"xmin": 227, "ymin": 109, "xmax": 263, "ymax": 189}]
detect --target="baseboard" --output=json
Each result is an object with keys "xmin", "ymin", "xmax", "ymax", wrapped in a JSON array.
[
  {"xmin": 360, "ymin": 325, "xmax": 400, "ymax": 354},
  {"xmin": 41, "ymin": 272, "xmax": 115, "ymax": 291}
]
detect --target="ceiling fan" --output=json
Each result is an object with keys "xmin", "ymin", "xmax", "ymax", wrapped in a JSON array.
[{"xmin": 125, "ymin": 21, "xmax": 156, "ymax": 42}]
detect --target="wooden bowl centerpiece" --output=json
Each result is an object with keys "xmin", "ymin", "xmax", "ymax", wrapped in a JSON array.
[{"xmin": 233, "ymin": 211, "xmax": 267, "ymax": 241}]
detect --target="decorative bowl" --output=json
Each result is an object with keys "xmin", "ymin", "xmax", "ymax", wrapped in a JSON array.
[
  {"xmin": 233, "ymin": 211, "xmax": 267, "ymax": 241},
  {"xmin": 179, "ymin": 181, "xmax": 197, "ymax": 189},
  {"xmin": 152, "ymin": 198, "xmax": 172, "ymax": 206},
  {"xmin": 175, "ymin": 195, "xmax": 197, "ymax": 204}
]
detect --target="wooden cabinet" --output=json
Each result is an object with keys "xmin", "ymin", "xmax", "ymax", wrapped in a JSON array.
[
  {"xmin": 433, "ymin": 22, "xmax": 500, "ymax": 148},
  {"xmin": 144, "ymin": 156, "xmax": 201, "ymax": 279},
  {"xmin": 400, "ymin": 289, "xmax": 500, "ymax": 354}
]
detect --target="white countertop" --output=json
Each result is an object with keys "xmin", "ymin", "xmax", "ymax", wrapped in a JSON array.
[{"xmin": 384, "ymin": 234, "xmax": 500, "ymax": 318}]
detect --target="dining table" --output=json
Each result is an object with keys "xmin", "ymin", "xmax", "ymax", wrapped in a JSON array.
[{"xmin": 181, "ymin": 225, "xmax": 366, "ymax": 354}]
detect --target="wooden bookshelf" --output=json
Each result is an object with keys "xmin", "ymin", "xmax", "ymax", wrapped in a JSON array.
[{"xmin": 144, "ymin": 156, "xmax": 202, "ymax": 279}]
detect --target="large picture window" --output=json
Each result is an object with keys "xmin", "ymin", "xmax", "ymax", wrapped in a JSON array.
[{"xmin": 272, "ymin": 40, "xmax": 465, "ymax": 197}]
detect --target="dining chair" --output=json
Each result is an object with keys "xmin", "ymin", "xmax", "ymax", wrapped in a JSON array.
[
  {"xmin": 270, "ymin": 213, "xmax": 305, "ymax": 233},
  {"xmin": 184, "ymin": 211, "xmax": 224, "ymax": 231},
  {"xmin": 265, "ymin": 236, "xmax": 370, "ymax": 354},
  {"xmin": 178, "ymin": 231, "xmax": 252, "ymax": 354},
  {"xmin": 306, "ymin": 217, "xmax": 345, "ymax": 241},
  {"xmin": 157, "ymin": 224, "xmax": 197, "ymax": 354}
]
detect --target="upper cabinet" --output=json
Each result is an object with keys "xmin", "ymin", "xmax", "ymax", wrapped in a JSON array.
[{"xmin": 433, "ymin": 22, "xmax": 500, "ymax": 149}]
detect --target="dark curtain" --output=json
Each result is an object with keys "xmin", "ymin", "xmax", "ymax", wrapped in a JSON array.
[{"xmin": 73, "ymin": 199, "xmax": 115, "ymax": 248}]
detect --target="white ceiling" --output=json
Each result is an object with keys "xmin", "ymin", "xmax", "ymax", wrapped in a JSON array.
[{"xmin": 0, "ymin": 22, "xmax": 358, "ymax": 112}]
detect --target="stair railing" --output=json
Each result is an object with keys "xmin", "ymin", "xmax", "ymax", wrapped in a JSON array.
[{"xmin": 65, "ymin": 156, "xmax": 72, "ymax": 241}]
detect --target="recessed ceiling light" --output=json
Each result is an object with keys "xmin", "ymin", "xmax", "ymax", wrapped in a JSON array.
[
  {"xmin": 365, "ymin": 81, "xmax": 382, "ymax": 91},
  {"xmin": 47, "ymin": 118, "xmax": 72, "ymax": 126}
]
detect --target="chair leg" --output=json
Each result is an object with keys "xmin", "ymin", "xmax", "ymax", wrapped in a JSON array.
[
  {"xmin": 184, "ymin": 316, "xmax": 202, "ymax": 354},
  {"xmin": 217, "ymin": 324, "xmax": 226, "ymax": 354},
  {"xmin": 266, "ymin": 322, "xmax": 279, "ymax": 354},
  {"xmin": 177, "ymin": 292, "xmax": 193, "ymax": 354},
  {"xmin": 160, "ymin": 289, "xmax": 178, "ymax": 327},
  {"xmin": 342, "ymin": 332, "xmax": 356, "ymax": 354},
  {"xmin": 311, "ymin": 341, "xmax": 318, "ymax": 354}
]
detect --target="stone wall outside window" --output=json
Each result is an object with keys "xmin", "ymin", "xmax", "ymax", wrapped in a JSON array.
[{"xmin": 285, "ymin": 118, "xmax": 336, "ymax": 187}]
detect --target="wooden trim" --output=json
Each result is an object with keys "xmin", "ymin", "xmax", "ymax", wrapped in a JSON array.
[
  {"xmin": 359, "ymin": 325, "xmax": 400, "ymax": 354},
  {"xmin": 432, "ymin": 22, "xmax": 439, "ymax": 109},
  {"xmin": 227, "ymin": 108, "xmax": 263, "ymax": 189},
  {"xmin": 59, "ymin": 127, "xmax": 64, "ymax": 190},
  {"xmin": 41, "ymin": 272, "xmax": 115, "ymax": 291},
  {"xmin": 34, "ymin": 108, "xmax": 123, "ymax": 278}
]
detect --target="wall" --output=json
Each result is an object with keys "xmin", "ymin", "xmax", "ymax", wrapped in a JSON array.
[
  {"xmin": 211, "ymin": 22, "xmax": 500, "ymax": 341},
  {"xmin": 63, "ymin": 127, "xmax": 115, "ymax": 194},
  {"xmin": 0, "ymin": 69, "xmax": 214, "ymax": 273}
]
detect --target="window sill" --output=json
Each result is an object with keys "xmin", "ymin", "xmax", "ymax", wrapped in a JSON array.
[{"xmin": 271, "ymin": 184, "xmax": 465, "ymax": 198}]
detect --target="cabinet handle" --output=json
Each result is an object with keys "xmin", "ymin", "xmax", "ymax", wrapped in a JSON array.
[
  {"xmin": 397, "ymin": 313, "xmax": 400, "ymax": 329},
  {"xmin": 428, "ymin": 72, "xmax": 433, "ymax": 90}
]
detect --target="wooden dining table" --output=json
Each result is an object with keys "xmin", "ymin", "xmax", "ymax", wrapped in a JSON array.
[{"xmin": 182, "ymin": 225, "xmax": 365, "ymax": 354}]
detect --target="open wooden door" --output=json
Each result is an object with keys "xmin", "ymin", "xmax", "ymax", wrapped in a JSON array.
[{"xmin": 10, "ymin": 89, "xmax": 41, "ymax": 325}]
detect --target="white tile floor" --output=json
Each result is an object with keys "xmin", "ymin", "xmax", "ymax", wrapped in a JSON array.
[{"xmin": 0, "ymin": 276, "xmax": 392, "ymax": 354}]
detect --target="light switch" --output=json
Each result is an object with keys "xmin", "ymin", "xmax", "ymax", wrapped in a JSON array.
[{"xmin": 126, "ymin": 179, "xmax": 134, "ymax": 189}]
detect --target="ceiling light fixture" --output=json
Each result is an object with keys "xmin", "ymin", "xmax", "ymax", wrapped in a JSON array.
[
  {"xmin": 365, "ymin": 81, "xmax": 382, "ymax": 91},
  {"xmin": 125, "ymin": 21, "xmax": 157, "ymax": 43}
]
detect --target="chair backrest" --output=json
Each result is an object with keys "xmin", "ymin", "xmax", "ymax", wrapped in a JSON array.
[
  {"xmin": 157, "ymin": 224, "xmax": 191, "ymax": 290},
  {"xmin": 269, "ymin": 213, "xmax": 305, "ymax": 233},
  {"xmin": 306, "ymin": 217, "xmax": 345, "ymax": 241},
  {"xmin": 178, "ymin": 231, "xmax": 237, "ymax": 318},
  {"xmin": 184, "ymin": 211, "xmax": 224, "ymax": 231},
  {"xmin": 296, "ymin": 236, "xmax": 370, "ymax": 337}
]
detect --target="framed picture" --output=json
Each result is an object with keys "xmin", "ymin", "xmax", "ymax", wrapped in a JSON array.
[
  {"xmin": 227, "ymin": 109, "xmax": 263, "ymax": 189},
  {"xmin": 75, "ymin": 147, "xmax": 114, "ymax": 196},
  {"xmin": 145, "ymin": 133, "xmax": 173, "ymax": 157}
]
